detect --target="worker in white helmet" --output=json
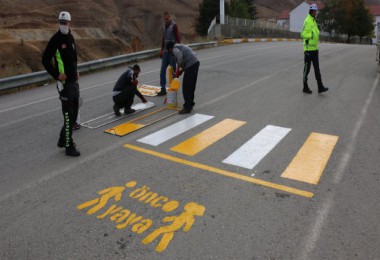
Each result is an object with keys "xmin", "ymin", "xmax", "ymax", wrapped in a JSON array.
[
  {"xmin": 301, "ymin": 4, "xmax": 329, "ymax": 94},
  {"xmin": 42, "ymin": 11, "xmax": 81, "ymax": 156}
]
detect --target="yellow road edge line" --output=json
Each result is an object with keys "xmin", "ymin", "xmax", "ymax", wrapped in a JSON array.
[
  {"xmin": 170, "ymin": 119, "xmax": 247, "ymax": 156},
  {"xmin": 281, "ymin": 132, "xmax": 339, "ymax": 184},
  {"xmin": 124, "ymin": 144, "xmax": 314, "ymax": 198}
]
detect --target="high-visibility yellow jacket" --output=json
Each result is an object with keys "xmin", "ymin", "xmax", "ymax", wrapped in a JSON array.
[{"xmin": 301, "ymin": 14, "xmax": 319, "ymax": 51}]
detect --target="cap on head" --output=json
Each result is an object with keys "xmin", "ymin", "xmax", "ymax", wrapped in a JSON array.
[
  {"xmin": 58, "ymin": 11, "xmax": 71, "ymax": 22},
  {"xmin": 310, "ymin": 4, "xmax": 318, "ymax": 11},
  {"xmin": 132, "ymin": 64, "xmax": 140, "ymax": 72},
  {"xmin": 167, "ymin": 41, "xmax": 175, "ymax": 50}
]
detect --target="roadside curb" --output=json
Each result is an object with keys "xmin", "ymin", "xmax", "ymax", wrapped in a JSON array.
[{"xmin": 221, "ymin": 38, "xmax": 302, "ymax": 44}]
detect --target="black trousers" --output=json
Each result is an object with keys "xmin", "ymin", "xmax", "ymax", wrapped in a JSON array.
[
  {"xmin": 303, "ymin": 50, "xmax": 323, "ymax": 89},
  {"xmin": 113, "ymin": 86, "xmax": 136, "ymax": 110},
  {"xmin": 182, "ymin": 61, "xmax": 200, "ymax": 110},
  {"xmin": 59, "ymin": 82, "xmax": 79, "ymax": 148}
]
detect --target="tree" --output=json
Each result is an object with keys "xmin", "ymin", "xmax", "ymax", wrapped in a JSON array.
[
  {"xmin": 353, "ymin": 2, "xmax": 374, "ymax": 43},
  {"xmin": 318, "ymin": 0, "xmax": 374, "ymax": 42},
  {"xmin": 195, "ymin": 0, "xmax": 220, "ymax": 36},
  {"xmin": 226, "ymin": 0, "xmax": 256, "ymax": 19},
  {"xmin": 318, "ymin": 0, "xmax": 339, "ymax": 35},
  {"xmin": 246, "ymin": 0, "xmax": 257, "ymax": 19}
]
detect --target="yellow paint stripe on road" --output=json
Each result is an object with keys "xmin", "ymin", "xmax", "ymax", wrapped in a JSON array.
[
  {"xmin": 281, "ymin": 132, "xmax": 339, "ymax": 184},
  {"xmin": 170, "ymin": 119, "xmax": 246, "ymax": 156},
  {"xmin": 105, "ymin": 123, "xmax": 145, "ymax": 136},
  {"xmin": 124, "ymin": 144, "xmax": 314, "ymax": 198}
]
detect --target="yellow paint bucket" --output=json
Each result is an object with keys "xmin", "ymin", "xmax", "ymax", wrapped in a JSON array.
[{"xmin": 169, "ymin": 78, "xmax": 180, "ymax": 91}]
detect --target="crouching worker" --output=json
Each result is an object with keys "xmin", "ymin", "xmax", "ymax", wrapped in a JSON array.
[
  {"xmin": 166, "ymin": 41, "xmax": 200, "ymax": 114},
  {"xmin": 112, "ymin": 64, "xmax": 147, "ymax": 116}
]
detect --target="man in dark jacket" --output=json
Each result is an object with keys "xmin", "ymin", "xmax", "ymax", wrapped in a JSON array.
[
  {"xmin": 42, "ymin": 11, "xmax": 80, "ymax": 157},
  {"xmin": 157, "ymin": 11, "xmax": 180, "ymax": 96},
  {"xmin": 167, "ymin": 41, "xmax": 200, "ymax": 114},
  {"xmin": 112, "ymin": 64, "xmax": 147, "ymax": 116}
]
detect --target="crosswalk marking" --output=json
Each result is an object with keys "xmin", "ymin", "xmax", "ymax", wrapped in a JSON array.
[
  {"xmin": 170, "ymin": 119, "xmax": 246, "ymax": 156},
  {"xmin": 281, "ymin": 132, "xmax": 339, "ymax": 184},
  {"xmin": 137, "ymin": 114, "xmax": 214, "ymax": 146},
  {"xmin": 222, "ymin": 125, "xmax": 291, "ymax": 170},
  {"xmin": 105, "ymin": 123, "xmax": 145, "ymax": 136},
  {"xmin": 132, "ymin": 113, "xmax": 338, "ymax": 187}
]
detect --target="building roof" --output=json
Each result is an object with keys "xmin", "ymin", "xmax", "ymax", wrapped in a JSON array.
[
  {"xmin": 278, "ymin": 10, "xmax": 290, "ymax": 20},
  {"xmin": 369, "ymin": 5, "xmax": 380, "ymax": 16}
]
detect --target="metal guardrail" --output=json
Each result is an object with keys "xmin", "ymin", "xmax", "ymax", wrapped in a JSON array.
[{"xmin": 0, "ymin": 42, "xmax": 217, "ymax": 91}]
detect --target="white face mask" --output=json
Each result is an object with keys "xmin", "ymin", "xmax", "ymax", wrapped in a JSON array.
[{"xmin": 59, "ymin": 25, "xmax": 69, "ymax": 35}]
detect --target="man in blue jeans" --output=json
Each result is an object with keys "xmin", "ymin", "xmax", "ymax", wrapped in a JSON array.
[{"xmin": 157, "ymin": 11, "xmax": 180, "ymax": 96}]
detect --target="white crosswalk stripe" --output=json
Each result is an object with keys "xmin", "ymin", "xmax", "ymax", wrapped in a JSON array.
[
  {"xmin": 222, "ymin": 125, "xmax": 291, "ymax": 169},
  {"xmin": 137, "ymin": 113, "xmax": 214, "ymax": 146}
]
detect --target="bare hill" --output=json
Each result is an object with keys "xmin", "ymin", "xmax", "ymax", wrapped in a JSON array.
[
  {"xmin": 1, "ymin": 0, "xmax": 380, "ymax": 79},
  {"xmin": 0, "ymin": 0, "xmax": 202, "ymax": 78}
]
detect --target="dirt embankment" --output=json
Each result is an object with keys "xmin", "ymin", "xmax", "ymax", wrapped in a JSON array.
[{"xmin": 0, "ymin": 0, "xmax": 202, "ymax": 79}]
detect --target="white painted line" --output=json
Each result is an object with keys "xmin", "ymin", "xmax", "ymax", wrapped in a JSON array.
[
  {"xmin": 223, "ymin": 125, "xmax": 291, "ymax": 169},
  {"xmin": 137, "ymin": 113, "xmax": 214, "ymax": 146}
]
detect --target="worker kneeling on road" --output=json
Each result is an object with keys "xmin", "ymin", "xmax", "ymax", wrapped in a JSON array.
[{"xmin": 112, "ymin": 64, "xmax": 147, "ymax": 116}]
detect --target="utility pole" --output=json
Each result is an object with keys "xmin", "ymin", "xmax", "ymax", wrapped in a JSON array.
[{"xmin": 220, "ymin": 0, "xmax": 225, "ymax": 24}]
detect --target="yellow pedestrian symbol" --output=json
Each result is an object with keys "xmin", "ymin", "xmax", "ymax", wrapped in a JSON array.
[
  {"xmin": 77, "ymin": 181, "xmax": 136, "ymax": 215},
  {"xmin": 142, "ymin": 202, "xmax": 206, "ymax": 252}
]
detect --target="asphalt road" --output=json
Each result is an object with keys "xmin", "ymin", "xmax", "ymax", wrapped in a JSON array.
[{"xmin": 0, "ymin": 42, "xmax": 379, "ymax": 260}]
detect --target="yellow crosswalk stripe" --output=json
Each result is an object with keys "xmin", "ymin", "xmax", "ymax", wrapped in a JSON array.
[
  {"xmin": 104, "ymin": 123, "xmax": 145, "ymax": 136},
  {"xmin": 170, "ymin": 119, "xmax": 246, "ymax": 156},
  {"xmin": 281, "ymin": 132, "xmax": 339, "ymax": 184},
  {"xmin": 104, "ymin": 107, "xmax": 179, "ymax": 136}
]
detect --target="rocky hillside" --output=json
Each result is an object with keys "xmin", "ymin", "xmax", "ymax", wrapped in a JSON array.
[
  {"xmin": 0, "ymin": 0, "xmax": 202, "ymax": 78},
  {"xmin": 1, "ymin": 0, "xmax": 380, "ymax": 79}
]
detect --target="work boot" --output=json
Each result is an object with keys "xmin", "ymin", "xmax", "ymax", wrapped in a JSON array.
[
  {"xmin": 73, "ymin": 122, "xmax": 81, "ymax": 130},
  {"xmin": 318, "ymin": 87, "xmax": 329, "ymax": 93},
  {"xmin": 66, "ymin": 146, "xmax": 80, "ymax": 157},
  {"xmin": 124, "ymin": 108, "xmax": 136, "ymax": 115},
  {"xmin": 303, "ymin": 83, "xmax": 312, "ymax": 94},
  {"xmin": 303, "ymin": 88, "xmax": 312, "ymax": 94},
  {"xmin": 57, "ymin": 138, "xmax": 65, "ymax": 148},
  {"xmin": 157, "ymin": 89, "xmax": 167, "ymax": 96},
  {"xmin": 179, "ymin": 108, "xmax": 192, "ymax": 114},
  {"xmin": 113, "ymin": 104, "xmax": 121, "ymax": 116}
]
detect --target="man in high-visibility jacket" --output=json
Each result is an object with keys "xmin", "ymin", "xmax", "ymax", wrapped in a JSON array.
[{"xmin": 301, "ymin": 4, "xmax": 329, "ymax": 94}]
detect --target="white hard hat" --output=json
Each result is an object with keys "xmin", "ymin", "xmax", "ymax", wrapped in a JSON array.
[
  {"xmin": 310, "ymin": 4, "xmax": 318, "ymax": 11},
  {"xmin": 58, "ymin": 11, "xmax": 71, "ymax": 21}
]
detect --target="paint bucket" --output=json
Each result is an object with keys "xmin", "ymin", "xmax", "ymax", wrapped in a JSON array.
[
  {"xmin": 166, "ymin": 90, "xmax": 177, "ymax": 108},
  {"xmin": 169, "ymin": 78, "xmax": 180, "ymax": 91}
]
